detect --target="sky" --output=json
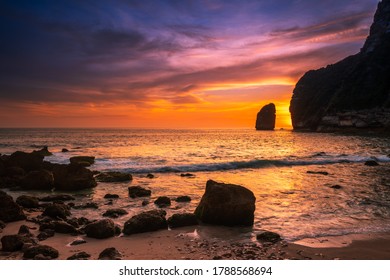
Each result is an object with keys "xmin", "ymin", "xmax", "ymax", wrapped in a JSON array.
[{"xmin": 0, "ymin": 0, "xmax": 380, "ymax": 128}]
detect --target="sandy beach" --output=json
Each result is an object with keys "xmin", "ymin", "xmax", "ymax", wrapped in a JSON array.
[{"xmin": 2, "ymin": 218, "xmax": 390, "ymax": 260}]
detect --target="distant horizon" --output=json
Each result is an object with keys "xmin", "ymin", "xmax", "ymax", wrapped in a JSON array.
[{"xmin": 0, "ymin": 0, "xmax": 379, "ymax": 128}]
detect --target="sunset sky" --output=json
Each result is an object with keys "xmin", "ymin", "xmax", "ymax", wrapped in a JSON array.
[{"xmin": 0, "ymin": 0, "xmax": 379, "ymax": 128}]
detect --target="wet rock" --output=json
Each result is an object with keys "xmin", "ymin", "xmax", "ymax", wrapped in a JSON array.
[
  {"xmin": 54, "ymin": 221, "xmax": 77, "ymax": 234},
  {"xmin": 146, "ymin": 173, "xmax": 154, "ymax": 179},
  {"xmin": 61, "ymin": 148, "xmax": 69, "ymax": 153},
  {"xmin": 73, "ymin": 202, "xmax": 98, "ymax": 209},
  {"xmin": 42, "ymin": 203, "xmax": 71, "ymax": 219},
  {"xmin": 20, "ymin": 169, "xmax": 54, "ymax": 190},
  {"xmin": 1, "ymin": 235, "xmax": 24, "ymax": 251},
  {"xmin": 330, "ymin": 185, "xmax": 342, "ymax": 189},
  {"xmin": 77, "ymin": 217, "xmax": 90, "ymax": 226},
  {"xmin": 256, "ymin": 231, "xmax": 282, "ymax": 243},
  {"xmin": 154, "ymin": 196, "xmax": 171, "ymax": 208},
  {"xmin": 365, "ymin": 160, "xmax": 379, "ymax": 166},
  {"xmin": 70, "ymin": 238, "xmax": 87, "ymax": 246},
  {"xmin": 128, "ymin": 186, "xmax": 151, "ymax": 198},
  {"xmin": 175, "ymin": 196, "xmax": 191, "ymax": 203},
  {"xmin": 194, "ymin": 180, "xmax": 256, "ymax": 226},
  {"xmin": 67, "ymin": 251, "xmax": 91, "ymax": 260},
  {"xmin": 84, "ymin": 219, "xmax": 115, "ymax": 239},
  {"xmin": 69, "ymin": 156, "xmax": 95, "ymax": 166},
  {"xmin": 180, "ymin": 173, "xmax": 195, "ymax": 177},
  {"xmin": 18, "ymin": 225, "xmax": 31, "ymax": 235},
  {"xmin": 16, "ymin": 195, "xmax": 40, "ymax": 208},
  {"xmin": 37, "ymin": 229, "xmax": 55, "ymax": 241},
  {"xmin": 168, "ymin": 213, "xmax": 198, "ymax": 228},
  {"xmin": 23, "ymin": 245, "xmax": 59, "ymax": 259},
  {"xmin": 0, "ymin": 190, "xmax": 26, "ymax": 222},
  {"xmin": 96, "ymin": 171, "xmax": 132, "ymax": 182},
  {"xmin": 307, "ymin": 171, "xmax": 329, "ymax": 175},
  {"xmin": 40, "ymin": 194, "xmax": 75, "ymax": 202},
  {"xmin": 102, "ymin": 208, "xmax": 128, "ymax": 218},
  {"xmin": 6, "ymin": 151, "xmax": 44, "ymax": 172},
  {"xmin": 98, "ymin": 247, "xmax": 122, "ymax": 260},
  {"xmin": 142, "ymin": 200, "xmax": 149, "ymax": 206},
  {"xmin": 123, "ymin": 210, "xmax": 167, "ymax": 235},
  {"xmin": 255, "ymin": 103, "xmax": 276, "ymax": 130},
  {"xmin": 32, "ymin": 146, "xmax": 52, "ymax": 157},
  {"xmin": 46, "ymin": 162, "xmax": 97, "ymax": 191},
  {"xmin": 104, "ymin": 194, "xmax": 119, "ymax": 199}
]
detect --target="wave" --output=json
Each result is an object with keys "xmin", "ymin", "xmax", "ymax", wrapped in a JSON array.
[{"xmin": 99, "ymin": 154, "xmax": 390, "ymax": 174}]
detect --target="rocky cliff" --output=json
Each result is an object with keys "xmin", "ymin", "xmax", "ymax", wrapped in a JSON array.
[
  {"xmin": 256, "ymin": 103, "xmax": 276, "ymax": 130},
  {"xmin": 289, "ymin": 0, "xmax": 390, "ymax": 131}
]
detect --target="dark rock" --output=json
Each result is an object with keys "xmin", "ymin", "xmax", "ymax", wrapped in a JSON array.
[
  {"xmin": 33, "ymin": 254, "xmax": 51, "ymax": 260},
  {"xmin": 330, "ymin": 185, "xmax": 343, "ymax": 189},
  {"xmin": 256, "ymin": 231, "xmax": 282, "ymax": 243},
  {"xmin": 154, "ymin": 196, "xmax": 171, "ymax": 208},
  {"xmin": 307, "ymin": 171, "xmax": 329, "ymax": 175},
  {"xmin": 289, "ymin": 1, "xmax": 390, "ymax": 131},
  {"xmin": 167, "ymin": 213, "xmax": 198, "ymax": 228},
  {"xmin": 18, "ymin": 225, "xmax": 31, "ymax": 235},
  {"xmin": 104, "ymin": 193, "xmax": 119, "ymax": 199},
  {"xmin": 69, "ymin": 156, "xmax": 95, "ymax": 166},
  {"xmin": 128, "ymin": 186, "xmax": 151, "ymax": 198},
  {"xmin": 98, "ymin": 247, "xmax": 122, "ymax": 260},
  {"xmin": 70, "ymin": 238, "xmax": 87, "ymax": 246},
  {"xmin": 6, "ymin": 151, "xmax": 44, "ymax": 172},
  {"xmin": 67, "ymin": 251, "xmax": 91, "ymax": 260},
  {"xmin": 20, "ymin": 169, "xmax": 54, "ymax": 190},
  {"xmin": 255, "ymin": 103, "xmax": 276, "ymax": 130},
  {"xmin": 96, "ymin": 171, "xmax": 132, "ymax": 182},
  {"xmin": 37, "ymin": 229, "xmax": 55, "ymax": 241},
  {"xmin": 4, "ymin": 166, "xmax": 25, "ymax": 178},
  {"xmin": 42, "ymin": 203, "xmax": 71, "ymax": 219},
  {"xmin": 123, "ymin": 210, "xmax": 167, "ymax": 235},
  {"xmin": 141, "ymin": 200, "xmax": 149, "ymax": 206},
  {"xmin": 84, "ymin": 219, "xmax": 115, "ymax": 239},
  {"xmin": 194, "ymin": 180, "xmax": 256, "ymax": 226},
  {"xmin": 54, "ymin": 221, "xmax": 77, "ymax": 234},
  {"xmin": 39, "ymin": 222, "xmax": 55, "ymax": 232},
  {"xmin": 32, "ymin": 146, "xmax": 53, "ymax": 157},
  {"xmin": 0, "ymin": 190, "xmax": 26, "ymax": 222},
  {"xmin": 47, "ymin": 163, "xmax": 97, "ymax": 191},
  {"xmin": 115, "ymin": 225, "xmax": 121, "ymax": 235},
  {"xmin": 73, "ymin": 202, "xmax": 98, "ymax": 209},
  {"xmin": 365, "ymin": 160, "xmax": 379, "ymax": 166},
  {"xmin": 180, "ymin": 173, "xmax": 195, "ymax": 177},
  {"xmin": 102, "ymin": 208, "xmax": 128, "ymax": 218},
  {"xmin": 23, "ymin": 245, "xmax": 59, "ymax": 259},
  {"xmin": 146, "ymin": 173, "xmax": 154, "ymax": 179},
  {"xmin": 61, "ymin": 148, "xmax": 69, "ymax": 153},
  {"xmin": 77, "ymin": 217, "xmax": 90, "ymax": 226},
  {"xmin": 16, "ymin": 195, "xmax": 40, "ymax": 208},
  {"xmin": 40, "ymin": 194, "xmax": 75, "ymax": 202},
  {"xmin": 0, "ymin": 220, "xmax": 5, "ymax": 229},
  {"xmin": 175, "ymin": 196, "xmax": 191, "ymax": 202},
  {"xmin": 1, "ymin": 235, "xmax": 24, "ymax": 251}
]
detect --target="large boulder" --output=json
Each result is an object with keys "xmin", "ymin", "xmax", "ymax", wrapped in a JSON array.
[
  {"xmin": 0, "ymin": 190, "xmax": 26, "ymax": 222},
  {"xmin": 255, "ymin": 103, "xmax": 276, "ymax": 130},
  {"xmin": 194, "ymin": 180, "xmax": 256, "ymax": 226},
  {"xmin": 128, "ymin": 186, "xmax": 151, "ymax": 198},
  {"xmin": 16, "ymin": 195, "xmax": 40, "ymax": 208},
  {"xmin": 123, "ymin": 210, "xmax": 167, "ymax": 235},
  {"xmin": 46, "ymin": 163, "xmax": 97, "ymax": 191},
  {"xmin": 167, "ymin": 213, "xmax": 198, "ymax": 228},
  {"xmin": 20, "ymin": 169, "xmax": 54, "ymax": 190},
  {"xmin": 84, "ymin": 219, "xmax": 115, "ymax": 239},
  {"xmin": 96, "ymin": 171, "xmax": 132, "ymax": 182},
  {"xmin": 23, "ymin": 245, "xmax": 59, "ymax": 259},
  {"xmin": 6, "ymin": 151, "xmax": 44, "ymax": 172}
]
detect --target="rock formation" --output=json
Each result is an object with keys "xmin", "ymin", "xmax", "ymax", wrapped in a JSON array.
[
  {"xmin": 256, "ymin": 103, "xmax": 276, "ymax": 130},
  {"xmin": 290, "ymin": 0, "xmax": 390, "ymax": 131}
]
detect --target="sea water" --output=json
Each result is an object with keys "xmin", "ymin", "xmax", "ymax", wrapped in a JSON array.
[{"xmin": 0, "ymin": 128, "xmax": 389, "ymax": 241}]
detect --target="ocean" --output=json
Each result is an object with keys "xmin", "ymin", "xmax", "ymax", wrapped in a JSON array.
[{"xmin": 1, "ymin": 128, "xmax": 389, "ymax": 242}]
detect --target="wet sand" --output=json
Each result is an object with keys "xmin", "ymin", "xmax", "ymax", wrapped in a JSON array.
[{"xmin": 1, "ymin": 219, "xmax": 390, "ymax": 260}]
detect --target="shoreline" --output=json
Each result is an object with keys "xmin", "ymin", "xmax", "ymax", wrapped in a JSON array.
[{"xmin": 1, "ymin": 220, "xmax": 390, "ymax": 260}]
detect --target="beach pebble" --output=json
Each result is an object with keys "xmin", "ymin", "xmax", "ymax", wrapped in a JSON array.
[
  {"xmin": 67, "ymin": 251, "xmax": 91, "ymax": 260},
  {"xmin": 23, "ymin": 245, "xmax": 59, "ymax": 259},
  {"xmin": 98, "ymin": 247, "xmax": 122, "ymax": 260},
  {"xmin": 154, "ymin": 196, "xmax": 171, "ymax": 208},
  {"xmin": 128, "ymin": 186, "xmax": 151, "ymax": 198}
]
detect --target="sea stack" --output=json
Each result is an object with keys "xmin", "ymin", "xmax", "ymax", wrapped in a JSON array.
[
  {"xmin": 255, "ymin": 103, "xmax": 276, "ymax": 130},
  {"xmin": 289, "ymin": 0, "xmax": 390, "ymax": 131}
]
